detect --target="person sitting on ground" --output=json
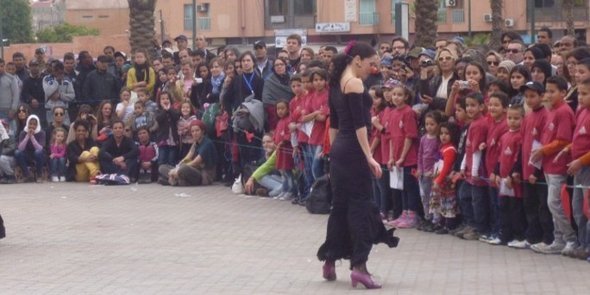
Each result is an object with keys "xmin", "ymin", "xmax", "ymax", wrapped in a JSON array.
[
  {"xmin": 244, "ymin": 132, "xmax": 283, "ymax": 198},
  {"xmin": 136, "ymin": 127, "xmax": 158, "ymax": 184},
  {"xmin": 0, "ymin": 119, "xmax": 16, "ymax": 184},
  {"xmin": 66, "ymin": 120, "xmax": 100, "ymax": 183},
  {"xmin": 14, "ymin": 114, "xmax": 46, "ymax": 182},
  {"xmin": 98, "ymin": 120, "xmax": 139, "ymax": 181},
  {"xmin": 158, "ymin": 120, "xmax": 216, "ymax": 186}
]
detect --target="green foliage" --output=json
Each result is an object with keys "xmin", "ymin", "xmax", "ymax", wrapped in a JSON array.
[
  {"xmin": 464, "ymin": 33, "xmax": 491, "ymax": 47},
  {"xmin": 36, "ymin": 23, "xmax": 100, "ymax": 43},
  {"xmin": 0, "ymin": 0, "xmax": 33, "ymax": 43}
]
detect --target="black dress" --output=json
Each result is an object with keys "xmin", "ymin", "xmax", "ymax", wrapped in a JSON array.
[{"xmin": 317, "ymin": 87, "xmax": 398, "ymax": 268}]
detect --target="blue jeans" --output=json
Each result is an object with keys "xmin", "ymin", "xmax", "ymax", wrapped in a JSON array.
[
  {"xmin": 309, "ymin": 144, "xmax": 324, "ymax": 179},
  {"xmin": 99, "ymin": 157, "xmax": 138, "ymax": 178},
  {"xmin": 50, "ymin": 157, "xmax": 66, "ymax": 177},
  {"xmin": 470, "ymin": 183, "xmax": 490, "ymax": 235},
  {"xmin": 488, "ymin": 186, "xmax": 500, "ymax": 236},
  {"xmin": 572, "ymin": 167, "xmax": 590, "ymax": 248},
  {"xmin": 280, "ymin": 170, "xmax": 295, "ymax": 193},
  {"xmin": 14, "ymin": 149, "xmax": 45, "ymax": 176},
  {"xmin": 158, "ymin": 145, "xmax": 178, "ymax": 166},
  {"xmin": 372, "ymin": 166, "xmax": 389, "ymax": 211},
  {"xmin": 258, "ymin": 174, "xmax": 282, "ymax": 196},
  {"xmin": 301, "ymin": 143, "xmax": 315, "ymax": 199}
]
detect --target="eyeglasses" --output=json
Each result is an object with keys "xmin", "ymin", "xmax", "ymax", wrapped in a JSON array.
[
  {"xmin": 438, "ymin": 56, "xmax": 453, "ymax": 62},
  {"xmin": 506, "ymin": 49, "xmax": 521, "ymax": 54},
  {"xmin": 487, "ymin": 61, "xmax": 499, "ymax": 66},
  {"xmin": 54, "ymin": 112, "xmax": 64, "ymax": 116},
  {"xmin": 18, "ymin": 109, "xmax": 27, "ymax": 113}
]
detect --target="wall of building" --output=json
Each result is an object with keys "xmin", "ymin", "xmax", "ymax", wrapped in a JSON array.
[
  {"xmin": 3, "ymin": 35, "xmax": 131, "ymax": 60},
  {"xmin": 65, "ymin": 8, "xmax": 130, "ymax": 37}
]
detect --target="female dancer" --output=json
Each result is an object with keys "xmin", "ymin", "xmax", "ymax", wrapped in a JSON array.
[{"xmin": 317, "ymin": 41, "xmax": 398, "ymax": 289}]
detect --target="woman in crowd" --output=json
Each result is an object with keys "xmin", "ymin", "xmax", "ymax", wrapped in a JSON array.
[
  {"xmin": 45, "ymin": 106, "xmax": 69, "ymax": 147},
  {"xmin": 261, "ymin": 57, "xmax": 294, "ymax": 131},
  {"xmin": 127, "ymin": 49, "xmax": 156, "ymax": 96},
  {"xmin": 66, "ymin": 119, "xmax": 100, "ymax": 183},
  {"xmin": 14, "ymin": 114, "xmax": 46, "ymax": 182},
  {"xmin": 158, "ymin": 120, "xmax": 217, "ymax": 186}
]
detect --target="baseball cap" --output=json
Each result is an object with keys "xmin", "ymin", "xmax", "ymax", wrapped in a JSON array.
[
  {"xmin": 97, "ymin": 55, "xmax": 111, "ymax": 63},
  {"xmin": 407, "ymin": 47, "xmax": 424, "ymax": 59},
  {"xmin": 254, "ymin": 40, "xmax": 266, "ymax": 49},
  {"xmin": 382, "ymin": 78, "xmax": 402, "ymax": 89},
  {"xmin": 174, "ymin": 34, "xmax": 188, "ymax": 42},
  {"xmin": 114, "ymin": 51, "xmax": 127, "ymax": 59},
  {"xmin": 380, "ymin": 55, "xmax": 393, "ymax": 67},
  {"xmin": 520, "ymin": 81, "xmax": 545, "ymax": 93},
  {"xmin": 35, "ymin": 48, "xmax": 45, "ymax": 55}
]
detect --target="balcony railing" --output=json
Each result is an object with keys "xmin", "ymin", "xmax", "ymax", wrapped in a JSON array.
[
  {"xmin": 359, "ymin": 12, "xmax": 379, "ymax": 25},
  {"xmin": 197, "ymin": 17, "xmax": 211, "ymax": 31},
  {"xmin": 437, "ymin": 9, "xmax": 447, "ymax": 23},
  {"xmin": 452, "ymin": 9, "xmax": 465, "ymax": 23}
]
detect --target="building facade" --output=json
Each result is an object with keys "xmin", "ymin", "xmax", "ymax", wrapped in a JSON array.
[
  {"xmin": 156, "ymin": 0, "xmax": 590, "ymax": 47},
  {"xmin": 64, "ymin": 0, "xmax": 130, "ymax": 37},
  {"xmin": 31, "ymin": 0, "xmax": 66, "ymax": 32}
]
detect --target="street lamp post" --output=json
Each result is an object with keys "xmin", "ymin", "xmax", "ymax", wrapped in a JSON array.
[
  {"xmin": 192, "ymin": 0, "xmax": 197, "ymax": 50},
  {"xmin": 467, "ymin": 0, "xmax": 472, "ymax": 38},
  {"xmin": 0, "ymin": 10, "xmax": 4, "ymax": 60}
]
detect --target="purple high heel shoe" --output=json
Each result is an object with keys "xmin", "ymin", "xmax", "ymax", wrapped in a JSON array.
[
  {"xmin": 350, "ymin": 270, "xmax": 381, "ymax": 289},
  {"xmin": 322, "ymin": 260, "xmax": 336, "ymax": 281}
]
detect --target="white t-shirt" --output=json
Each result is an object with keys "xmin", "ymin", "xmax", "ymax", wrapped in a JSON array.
[
  {"xmin": 116, "ymin": 102, "xmax": 134, "ymax": 123},
  {"xmin": 436, "ymin": 74, "xmax": 453, "ymax": 100}
]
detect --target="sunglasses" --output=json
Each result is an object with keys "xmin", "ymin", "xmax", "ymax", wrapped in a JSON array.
[
  {"xmin": 507, "ymin": 49, "xmax": 521, "ymax": 54},
  {"xmin": 18, "ymin": 109, "xmax": 27, "ymax": 113},
  {"xmin": 54, "ymin": 112, "xmax": 64, "ymax": 116},
  {"xmin": 438, "ymin": 56, "xmax": 453, "ymax": 62},
  {"xmin": 487, "ymin": 61, "xmax": 499, "ymax": 66}
]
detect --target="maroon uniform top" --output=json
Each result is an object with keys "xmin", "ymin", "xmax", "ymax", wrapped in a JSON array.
[
  {"xmin": 388, "ymin": 104, "xmax": 418, "ymax": 167},
  {"xmin": 572, "ymin": 107, "xmax": 590, "ymax": 160},
  {"xmin": 380, "ymin": 107, "xmax": 395, "ymax": 165},
  {"xmin": 306, "ymin": 88, "xmax": 330, "ymax": 145},
  {"xmin": 289, "ymin": 94, "xmax": 309, "ymax": 144},
  {"xmin": 465, "ymin": 115, "xmax": 488, "ymax": 185},
  {"xmin": 370, "ymin": 107, "xmax": 385, "ymax": 164},
  {"xmin": 498, "ymin": 129, "xmax": 522, "ymax": 197},
  {"xmin": 521, "ymin": 106, "xmax": 547, "ymax": 179},
  {"xmin": 485, "ymin": 115, "xmax": 508, "ymax": 177},
  {"xmin": 541, "ymin": 102, "xmax": 575, "ymax": 175}
]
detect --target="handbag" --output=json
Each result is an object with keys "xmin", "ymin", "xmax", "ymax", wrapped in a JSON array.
[{"xmin": 215, "ymin": 110, "xmax": 229, "ymax": 137}]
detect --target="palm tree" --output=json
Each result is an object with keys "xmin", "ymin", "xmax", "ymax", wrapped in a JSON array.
[
  {"xmin": 128, "ymin": 0, "xmax": 157, "ymax": 57},
  {"xmin": 563, "ymin": 0, "xmax": 575, "ymax": 36},
  {"xmin": 489, "ymin": 0, "xmax": 503, "ymax": 50},
  {"xmin": 413, "ymin": 0, "xmax": 438, "ymax": 48}
]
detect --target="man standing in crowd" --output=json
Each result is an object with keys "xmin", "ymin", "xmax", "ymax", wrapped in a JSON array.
[
  {"xmin": 20, "ymin": 60, "xmax": 45, "ymax": 124},
  {"xmin": 174, "ymin": 34, "xmax": 189, "ymax": 65},
  {"xmin": 253, "ymin": 40, "xmax": 273, "ymax": 80},
  {"xmin": 43, "ymin": 61, "xmax": 75, "ymax": 125},
  {"xmin": 537, "ymin": 27, "xmax": 553, "ymax": 46},
  {"xmin": 557, "ymin": 35, "xmax": 576, "ymax": 54},
  {"xmin": 391, "ymin": 36, "xmax": 410, "ymax": 57},
  {"xmin": 82, "ymin": 55, "xmax": 121, "ymax": 107},
  {"xmin": 285, "ymin": 34, "xmax": 302, "ymax": 74},
  {"xmin": 0, "ymin": 59, "xmax": 20, "ymax": 120},
  {"xmin": 195, "ymin": 34, "xmax": 216, "ymax": 64},
  {"xmin": 75, "ymin": 51, "xmax": 96, "ymax": 100},
  {"xmin": 505, "ymin": 40, "xmax": 525, "ymax": 64},
  {"xmin": 12, "ymin": 52, "xmax": 29, "ymax": 82}
]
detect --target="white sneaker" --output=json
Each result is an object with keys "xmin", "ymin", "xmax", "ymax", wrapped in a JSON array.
[
  {"xmin": 507, "ymin": 240, "xmax": 529, "ymax": 249},
  {"xmin": 533, "ymin": 241, "xmax": 565, "ymax": 255},
  {"xmin": 561, "ymin": 241, "xmax": 578, "ymax": 256},
  {"xmin": 51, "ymin": 176, "xmax": 59, "ymax": 182},
  {"xmin": 59, "ymin": 176, "xmax": 66, "ymax": 182},
  {"xmin": 279, "ymin": 192, "xmax": 293, "ymax": 201},
  {"xmin": 486, "ymin": 237, "xmax": 503, "ymax": 245}
]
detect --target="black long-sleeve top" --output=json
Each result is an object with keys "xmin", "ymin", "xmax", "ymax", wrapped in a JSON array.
[{"xmin": 99, "ymin": 136, "xmax": 139, "ymax": 161}]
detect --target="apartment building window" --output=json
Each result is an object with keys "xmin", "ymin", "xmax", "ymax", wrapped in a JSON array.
[
  {"xmin": 359, "ymin": 0, "xmax": 378, "ymax": 25},
  {"xmin": 437, "ymin": 0, "xmax": 447, "ymax": 23},
  {"xmin": 184, "ymin": 4, "xmax": 193, "ymax": 31},
  {"xmin": 265, "ymin": 0, "xmax": 316, "ymax": 29}
]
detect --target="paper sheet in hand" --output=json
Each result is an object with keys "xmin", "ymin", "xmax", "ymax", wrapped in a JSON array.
[
  {"xmin": 499, "ymin": 178, "xmax": 515, "ymax": 197},
  {"xmin": 298, "ymin": 121, "xmax": 314, "ymax": 137},
  {"xmin": 528, "ymin": 140, "xmax": 542, "ymax": 170},
  {"xmin": 471, "ymin": 151, "xmax": 482, "ymax": 177},
  {"xmin": 389, "ymin": 167, "xmax": 404, "ymax": 190}
]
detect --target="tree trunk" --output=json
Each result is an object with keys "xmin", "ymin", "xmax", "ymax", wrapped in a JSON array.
[
  {"xmin": 414, "ymin": 0, "xmax": 438, "ymax": 48},
  {"xmin": 563, "ymin": 0, "xmax": 575, "ymax": 36},
  {"xmin": 489, "ymin": 0, "xmax": 503, "ymax": 50},
  {"xmin": 128, "ymin": 0, "xmax": 157, "ymax": 58}
]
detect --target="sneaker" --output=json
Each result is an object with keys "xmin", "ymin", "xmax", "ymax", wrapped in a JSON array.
[
  {"xmin": 59, "ymin": 176, "xmax": 66, "ymax": 182},
  {"xmin": 478, "ymin": 234, "xmax": 492, "ymax": 243},
  {"xmin": 450, "ymin": 224, "xmax": 467, "ymax": 237},
  {"xmin": 435, "ymin": 227, "xmax": 449, "ymax": 235},
  {"xmin": 387, "ymin": 211, "xmax": 408, "ymax": 228},
  {"xmin": 396, "ymin": 212, "xmax": 417, "ymax": 229},
  {"xmin": 486, "ymin": 236, "xmax": 504, "ymax": 245},
  {"xmin": 461, "ymin": 227, "xmax": 480, "ymax": 241},
  {"xmin": 422, "ymin": 221, "xmax": 436, "ymax": 232},
  {"xmin": 571, "ymin": 246, "xmax": 589, "ymax": 260},
  {"xmin": 507, "ymin": 240, "xmax": 529, "ymax": 249},
  {"xmin": 279, "ymin": 192, "xmax": 294, "ymax": 201},
  {"xmin": 51, "ymin": 176, "xmax": 59, "ymax": 182},
  {"xmin": 561, "ymin": 241, "xmax": 578, "ymax": 257},
  {"xmin": 532, "ymin": 241, "xmax": 565, "ymax": 255}
]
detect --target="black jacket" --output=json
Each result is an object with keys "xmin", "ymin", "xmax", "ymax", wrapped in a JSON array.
[
  {"xmin": 418, "ymin": 73, "xmax": 459, "ymax": 112},
  {"xmin": 99, "ymin": 136, "xmax": 139, "ymax": 161},
  {"xmin": 222, "ymin": 71, "xmax": 264, "ymax": 112},
  {"xmin": 155, "ymin": 108, "xmax": 181, "ymax": 144},
  {"xmin": 81, "ymin": 70, "xmax": 120, "ymax": 102},
  {"xmin": 0, "ymin": 137, "xmax": 16, "ymax": 157},
  {"xmin": 21, "ymin": 75, "xmax": 45, "ymax": 105}
]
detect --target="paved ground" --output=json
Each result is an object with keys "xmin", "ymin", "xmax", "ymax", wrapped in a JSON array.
[{"xmin": 1, "ymin": 183, "xmax": 589, "ymax": 294}]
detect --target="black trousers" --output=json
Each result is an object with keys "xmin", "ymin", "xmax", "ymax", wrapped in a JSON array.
[
  {"xmin": 523, "ymin": 182, "xmax": 554, "ymax": 244},
  {"xmin": 499, "ymin": 196, "xmax": 526, "ymax": 242},
  {"xmin": 0, "ymin": 214, "xmax": 5, "ymax": 239}
]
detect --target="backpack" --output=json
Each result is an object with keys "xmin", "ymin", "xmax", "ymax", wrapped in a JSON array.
[
  {"xmin": 305, "ymin": 175, "xmax": 332, "ymax": 214},
  {"xmin": 95, "ymin": 173, "xmax": 131, "ymax": 185},
  {"xmin": 202, "ymin": 103, "xmax": 221, "ymax": 134}
]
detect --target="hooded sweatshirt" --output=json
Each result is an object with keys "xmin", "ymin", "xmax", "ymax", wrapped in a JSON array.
[{"xmin": 18, "ymin": 115, "xmax": 46, "ymax": 152}]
